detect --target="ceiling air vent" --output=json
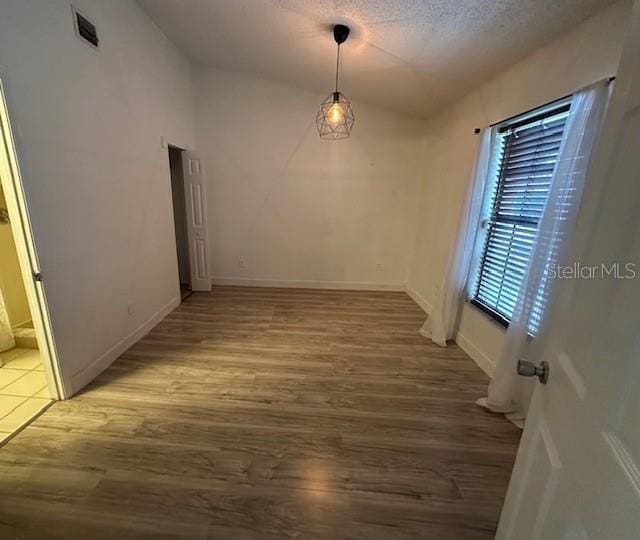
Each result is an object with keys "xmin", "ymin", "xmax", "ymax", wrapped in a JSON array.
[{"xmin": 72, "ymin": 7, "xmax": 99, "ymax": 49}]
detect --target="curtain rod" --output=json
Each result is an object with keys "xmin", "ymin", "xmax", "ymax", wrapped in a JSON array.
[{"xmin": 473, "ymin": 75, "xmax": 616, "ymax": 134}]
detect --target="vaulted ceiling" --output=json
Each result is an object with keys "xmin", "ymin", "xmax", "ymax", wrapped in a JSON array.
[{"xmin": 138, "ymin": 0, "xmax": 616, "ymax": 118}]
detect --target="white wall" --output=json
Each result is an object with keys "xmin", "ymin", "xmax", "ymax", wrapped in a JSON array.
[
  {"xmin": 407, "ymin": 0, "xmax": 631, "ymax": 375},
  {"xmin": 0, "ymin": 0, "xmax": 195, "ymax": 394},
  {"xmin": 193, "ymin": 68, "xmax": 426, "ymax": 290}
]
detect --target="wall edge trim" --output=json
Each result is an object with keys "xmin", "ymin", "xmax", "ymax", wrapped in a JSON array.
[
  {"xmin": 69, "ymin": 295, "xmax": 180, "ymax": 396},
  {"xmin": 404, "ymin": 285, "xmax": 433, "ymax": 314},
  {"xmin": 211, "ymin": 277, "xmax": 406, "ymax": 292},
  {"xmin": 405, "ymin": 285, "xmax": 496, "ymax": 378},
  {"xmin": 455, "ymin": 329, "xmax": 496, "ymax": 377}
]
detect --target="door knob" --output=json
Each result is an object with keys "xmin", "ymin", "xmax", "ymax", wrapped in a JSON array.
[{"xmin": 517, "ymin": 360, "xmax": 549, "ymax": 384}]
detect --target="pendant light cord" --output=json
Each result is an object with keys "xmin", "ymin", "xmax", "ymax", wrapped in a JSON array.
[{"xmin": 335, "ymin": 43, "xmax": 340, "ymax": 93}]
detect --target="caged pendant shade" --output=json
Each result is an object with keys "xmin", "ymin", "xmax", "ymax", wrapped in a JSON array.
[{"xmin": 316, "ymin": 24, "xmax": 354, "ymax": 140}]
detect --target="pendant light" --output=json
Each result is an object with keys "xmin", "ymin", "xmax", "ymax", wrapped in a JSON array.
[{"xmin": 316, "ymin": 24, "xmax": 354, "ymax": 140}]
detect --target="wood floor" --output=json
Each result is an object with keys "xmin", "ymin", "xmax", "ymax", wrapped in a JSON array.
[{"xmin": 0, "ymin": 286, "xmax": 521, "ymax": 539}]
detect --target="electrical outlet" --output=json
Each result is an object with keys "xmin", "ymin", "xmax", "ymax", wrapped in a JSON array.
[
  {"xmin": 238, "ymin": 258, "xmax": 247, "ymax": 269},
  {"xmin": 127, "ymin": 303, "xmax": 135, "ymax": 315}
]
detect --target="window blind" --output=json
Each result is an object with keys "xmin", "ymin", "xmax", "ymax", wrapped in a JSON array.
[{"xmin": 470, "ymin": 105, "xmax": 570, "ymax": 330}]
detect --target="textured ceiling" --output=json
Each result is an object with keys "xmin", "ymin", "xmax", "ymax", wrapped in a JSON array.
[{"xmin": 137, "ymin": 0, "xmax": 615, "ymax": 118}]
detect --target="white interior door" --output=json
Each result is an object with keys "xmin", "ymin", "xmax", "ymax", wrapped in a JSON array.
[
  {"xmin": 181, "ymin": 151, "xmax": 211, "ymax": 292},
  {"xmin": 497, "ymin": 3, "xmax": 640, "ymax": 538}
]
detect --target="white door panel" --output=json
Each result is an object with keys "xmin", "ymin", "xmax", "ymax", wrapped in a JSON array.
[
  {"xmin": 182, "ymin": 152, "xmax": 211, "ymax": 292},
  {"xmin": 497, "ymin": 2, "xmax": 640, "ymax": 537}
]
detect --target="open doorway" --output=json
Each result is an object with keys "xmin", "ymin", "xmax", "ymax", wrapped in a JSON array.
[
  {"xmin": 0, "ymin": 183, "xmax": 53, "ymax": 442},
  {"xmin": 0, "ymin": 80, "xmax": 63, "ymax": 445},
  {"xmin": 168, "ymin": 146, "xmax": 192, "ymax": 302}
]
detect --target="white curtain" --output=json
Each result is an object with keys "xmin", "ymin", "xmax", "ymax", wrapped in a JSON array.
[
  {"xmin": 0, "ymin": 287, "xmax": 15, "ymax": 354},
  {"xmin": 420, "ymin": 129, "xmax": 493, "ymax": 346},
  {"xmin": 477, "ymin": 80, "xmax": 611, "ymax": 424}
]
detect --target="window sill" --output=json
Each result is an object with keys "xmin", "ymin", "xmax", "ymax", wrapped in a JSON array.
[
  {"xmin": 467, "ymin": 298, "xmax": 509, "ymax": 330},
  {"xmin": 465, "ymin": 299, "xmax": 541, "ymax": 342}
]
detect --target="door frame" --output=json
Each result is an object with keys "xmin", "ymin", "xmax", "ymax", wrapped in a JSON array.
[{"xmin": 0, "ymin": 77, "xmax": 66, "ymax": 399}]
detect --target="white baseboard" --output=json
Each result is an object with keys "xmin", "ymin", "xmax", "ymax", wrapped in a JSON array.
[
  {"xmin": 211, "ymin": 276, "xmax": 405, "ymax": 292},
  {"xmin": 63, "ymin": 280, "xmax": 495, "ymax": 391},
  {"xmin": 11, "ymin": 317, "xmax": 33, "ymax": 330},
  {"xmin": 404, "ymin": 285, "xmax": 433, "ymax": 314},
  {"xmin": 405, "ymin": 285, "xmax": 496, "ymax": 378},
  {"xmin": 69, "ymin": 296, "xmax": 180, "ymax": 396},
  {"xmin": 455, "ymin": 329, "xmax": 496, "ymax": 378}
]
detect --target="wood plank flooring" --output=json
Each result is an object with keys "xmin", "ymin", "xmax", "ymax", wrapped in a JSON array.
[{"xmin": 0, "ymin": 286, "xmax": 521, "ymax": 539}]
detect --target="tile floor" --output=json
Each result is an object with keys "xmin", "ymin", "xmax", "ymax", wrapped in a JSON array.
[{"xmin": 0, "ymin": 348, "xmax": 52, "ymax": 445}]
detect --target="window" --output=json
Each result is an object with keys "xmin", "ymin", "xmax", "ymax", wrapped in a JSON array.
[{"xmin": 468, "ymin": 99, "xmax": 571, "ymax": 330}]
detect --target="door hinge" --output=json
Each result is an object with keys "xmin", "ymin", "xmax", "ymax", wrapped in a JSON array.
[{"xmin": 33, "ymin": 272, "xmax": 43, "ymax": 282}]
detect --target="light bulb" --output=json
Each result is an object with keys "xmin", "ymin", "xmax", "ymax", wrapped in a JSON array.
[{"xmin": 326, "ymin": 102, "xmax": 345, "ymax": 126}]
